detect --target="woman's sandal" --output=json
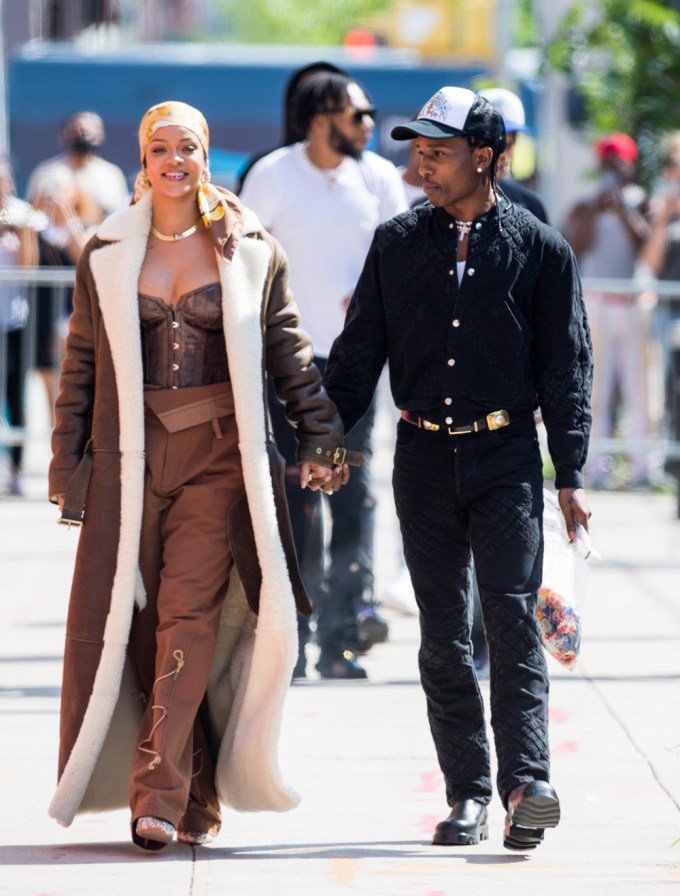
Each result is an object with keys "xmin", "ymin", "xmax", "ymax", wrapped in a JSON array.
[
  {"xmin": 177, "ymin": 830, "xmax": 214, "ymax": 846},
  {"xmin": 132, "ymin": 816, "xmax": 176, "ymax": 851}
]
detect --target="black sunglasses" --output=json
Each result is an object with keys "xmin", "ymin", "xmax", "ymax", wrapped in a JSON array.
[{"xmin": 322, "ymin": 106, "xmax": 377, "ymax": 124}]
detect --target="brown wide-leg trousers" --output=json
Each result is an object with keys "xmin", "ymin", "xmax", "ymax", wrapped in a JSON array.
[{"xmin": 128, "ymin": 385, "xmax": 244, "ymax": 835}]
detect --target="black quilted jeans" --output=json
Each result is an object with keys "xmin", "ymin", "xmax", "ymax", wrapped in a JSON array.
[{"xmin": 392, "ymin": 415, "xmax": 550, "ymax": 808}]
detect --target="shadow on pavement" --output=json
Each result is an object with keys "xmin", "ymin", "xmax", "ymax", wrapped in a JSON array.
[{"xmin": 0, "ymin": 841, "xmax": 531, "ymax": 865}]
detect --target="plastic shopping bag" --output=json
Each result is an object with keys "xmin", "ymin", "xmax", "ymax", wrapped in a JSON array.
[{"xmin": 537, "ymin": 490, "xmax": 600, "ymax": 670}]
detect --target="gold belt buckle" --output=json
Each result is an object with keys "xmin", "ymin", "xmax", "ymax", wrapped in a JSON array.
[
  {"xmin": 486, "ymin": 409, "xmax": 510, "ymax": 431},
  {"xmin": 333, "ymin": 447, "xmax": 347, "ymax": 465},
  {"xmin": 421, "ymin": 419, "xmax": 440, "ymax": 432}
]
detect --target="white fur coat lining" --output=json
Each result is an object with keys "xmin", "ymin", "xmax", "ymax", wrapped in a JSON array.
[{"xmin": 49, "ymin": 192, "xmax": 299, "ymax": 826}]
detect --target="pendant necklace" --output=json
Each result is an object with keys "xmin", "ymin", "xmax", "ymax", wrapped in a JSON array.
[
  {"xmin": 150, "ymin": 217, "xmax": 202, "ymax": 241},
  {"xmin": 455, "ymin": 219, "xmax": 473, "ymax": 238}
]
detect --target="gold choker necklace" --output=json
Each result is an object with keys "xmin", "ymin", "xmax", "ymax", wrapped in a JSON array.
[{"xmin": 150, "ymin": 218, "xmax": 202, "ymax": 242}]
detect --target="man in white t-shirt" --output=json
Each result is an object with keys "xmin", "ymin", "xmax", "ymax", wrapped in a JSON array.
[
  {"xmin": 26, "ymin": 112, "xmax": 129, "ymax": 420},
  {"xmin": 241, "ymin": 71, "xmax": 407, "ymax": 679}
]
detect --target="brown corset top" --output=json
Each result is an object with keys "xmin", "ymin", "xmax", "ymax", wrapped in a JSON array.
[{"xmin": 139, "ymin": 282, "xmax": 229, "ymax": 389}]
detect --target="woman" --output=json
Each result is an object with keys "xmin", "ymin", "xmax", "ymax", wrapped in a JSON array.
[{"xmin": 48, "ymin": 101, "xmax": 355, "ymax": 851}]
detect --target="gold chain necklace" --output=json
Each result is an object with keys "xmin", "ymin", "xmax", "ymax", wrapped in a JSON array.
[
  {"xmin": 150, "ymin": 218, "xmax": 202, "ymax": 242},
  {"xmin": 303, "ymin": 144, "xmax": 346, "ymax": 186}
]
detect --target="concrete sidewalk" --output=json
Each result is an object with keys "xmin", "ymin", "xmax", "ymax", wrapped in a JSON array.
[{"xmin": 1, "ymin": 471, "xmax": 680, "ymax": 893}]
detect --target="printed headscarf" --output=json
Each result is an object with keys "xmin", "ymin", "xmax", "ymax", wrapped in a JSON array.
[{"xmin": 133, "ymin": 100, "xmax": 243, "ymax": 259}]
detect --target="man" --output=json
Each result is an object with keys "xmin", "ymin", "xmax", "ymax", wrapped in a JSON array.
[
  {"xmin": 324, "ymin": 87, "xmax": 592, "ymax": 849},
  {"xmin": 240, "ymin": 72, "xmax": 407, "ymax": 679},
  {"xmin": 480, "ymin": 87, "xmax": 549, "ymax": 223},
  {"xmin": 27, "ymin": 111, "xmax": 129, "ymax": 233},
  {"xmin": 564, "ymin": 133, "xmax": 651, "ymax": 488},
  {"xmin": 26, "ymin": 111, "xmax": 129, "ymax": 419},
  {"xmin": 237, "ymin": 60, "xmax": 346, "ymax": 192}
]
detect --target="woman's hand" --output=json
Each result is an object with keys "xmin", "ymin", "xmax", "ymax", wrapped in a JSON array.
[{"xmin": 299, "ymin": 462, "xmax": 350, "ymax": 494}]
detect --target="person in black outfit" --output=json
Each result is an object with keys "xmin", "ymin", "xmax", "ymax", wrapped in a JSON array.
[{"xmin": 323, "ymin": 87, "xmax": 593, "ymax": 850}]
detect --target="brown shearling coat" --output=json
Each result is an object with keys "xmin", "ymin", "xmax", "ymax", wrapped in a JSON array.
[{"xmin": 48, "ymin": 194, "xmax": 344, "ymax": 826}]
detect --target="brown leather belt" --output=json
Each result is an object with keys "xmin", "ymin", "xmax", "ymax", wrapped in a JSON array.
[{"xmin": 401, "ymin": 408, "xmax": 511, "ymax": 435}]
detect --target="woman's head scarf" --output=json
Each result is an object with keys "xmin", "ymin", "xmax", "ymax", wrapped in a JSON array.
[{"xmin": 134, "ymin": 100, "xmax": 243, "ymax": 258}]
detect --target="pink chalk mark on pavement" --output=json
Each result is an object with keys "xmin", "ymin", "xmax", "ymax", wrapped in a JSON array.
[{"xmin": 418, "ymin": 769, "xmax": 444, "ymax": 792}]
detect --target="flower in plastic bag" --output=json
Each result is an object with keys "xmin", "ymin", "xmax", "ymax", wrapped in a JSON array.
[{"xmin": 536, "ymin": 586, "xmax": 582, "ymax": 669}]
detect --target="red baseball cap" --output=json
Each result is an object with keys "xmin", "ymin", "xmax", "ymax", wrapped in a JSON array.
[{"xmin": 595, "ymin": 132, "xmax": 638, "ymax": 163}]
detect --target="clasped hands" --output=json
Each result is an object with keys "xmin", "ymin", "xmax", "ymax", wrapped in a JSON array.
[{"xmin": 299, "ymin": 461, "xmax": 350, "ymax": 495}]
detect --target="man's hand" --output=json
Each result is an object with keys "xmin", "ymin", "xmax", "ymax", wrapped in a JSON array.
[
  {"xmin": 299, "ymin": 462, "xmax": 350, "ymax": 494},
  {"xmin": 558, "ymin": 487, "xmax": 591, "ymax": 543}
]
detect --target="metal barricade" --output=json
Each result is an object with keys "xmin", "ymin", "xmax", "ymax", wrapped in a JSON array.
[
  {"xmin": 580, "ymin": 275, "xmax": 680, "ymax": 511},
  {"xmin": 2, "ymin": 268, "xmax": 680, "ymax": 507}
]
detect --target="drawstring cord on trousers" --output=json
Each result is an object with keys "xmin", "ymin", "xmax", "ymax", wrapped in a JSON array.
[
  {"xmin": 191, "ymin": 747, "xmax": 204, "ymax": 779},
  {"xmin": 138, "ymin": 649, "xmax": 185, "ymax": 770}
]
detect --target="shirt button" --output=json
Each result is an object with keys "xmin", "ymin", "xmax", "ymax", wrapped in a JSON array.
[
  {"xmin": 449, "ymin": 269, "xmax": 454, "ymax": 276},
  {"xmin": 449, "ymin": 222, "xmax": 454, "ymax": 229},
  {"xmin": 172, "ymin": 342, "xmax": 179, "ymax": 350},
  {"xmin": 444, "ymin": 397, "xmax": 452, "ymax": 405},
  {"xmin": 475, "ymin": 222, "xmax": 482, "ymax": 230},
  {"xmin": 467, "ymin": 268, "xmax": 475, "ymax": 276},
  {"xmin": 172, "ymin": 363, "xmax": 179, "ymax": 371},
  {"xmin": 452, "ymin": 319, "xmax": 460, "ymax": 327},
  {"xmin": 445, "ymin": 417, "xmax": 453, "ymax": 425},
  {"xmin": 172, "ymin": 321, "xmax": 180, "ymax": 329},
  {"xmin": 447, "ymin": 358, "xmax": 455, "ymax": 366},
  {"xmin": 172, "ymin": 385, "xmax": 178, "ymax": 390}
]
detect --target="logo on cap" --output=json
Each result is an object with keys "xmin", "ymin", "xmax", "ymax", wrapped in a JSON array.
[{"xmin": 420, "ymin": 91, "xmax": 456, "ymax": 124}]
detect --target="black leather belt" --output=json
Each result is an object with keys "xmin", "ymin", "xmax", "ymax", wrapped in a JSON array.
[{"xmin": 401, "ymin": 408, "xmax": 511, "ymax": 435}]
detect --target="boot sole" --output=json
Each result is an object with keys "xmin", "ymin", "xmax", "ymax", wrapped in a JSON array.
[
  {"xmin": 504, "ymin": 791, "xmax": 560, "ymax": 851},
  {"xmin": 433, "ymin": 825, "xmax": 489, "ymax": 846}
]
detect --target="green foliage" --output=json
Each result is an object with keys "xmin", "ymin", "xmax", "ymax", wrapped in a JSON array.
[
  {"xmin": 513, "ymin": 0, "xmax": 540, "ymax": 48},
  {"xmin": 210, "ymin": 0, "xmax": 392, "ymax": 45},
  {"xmin": 548, "ymin": 0, "xmax": 680, "ymax": 183}
]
